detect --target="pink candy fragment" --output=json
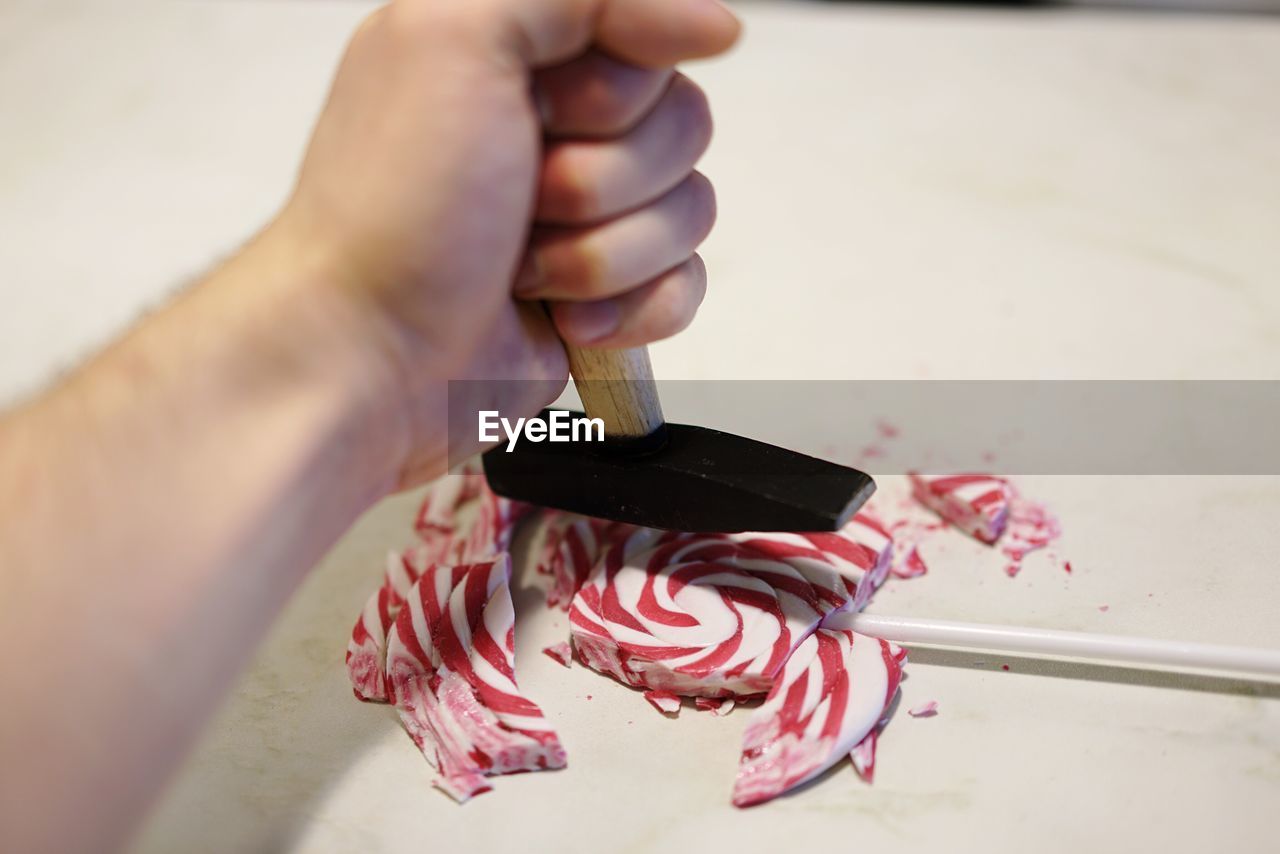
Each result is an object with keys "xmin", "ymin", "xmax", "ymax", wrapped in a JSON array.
[
  {"xmin": 909, "ymin": 473, "xmax": 1011, "ymax": 544},
  {"xmin": 908, "ymin": 700, "xmax": 939, "ymax": 718},
  {"xmin": 695, "ymin": 697, "xmax": 736, "ymax": 716},
  {"xmin": 644, "ymin": 690, "xmax": 682, "ymax": 716},
  {"xmin": 542, "ymin": 642, "xmax": 573, "ymax": 668},
  {"xmin": 385, "ymin": 555, "xmax": 566, "ymax": 802},
  {"xmin": 849, "ymin": 728, "xmax": 879, "ymax": 782},
  {"xmin": 1000, "ymin": 494, "xmax": 1063, "ymax": 575},
  {"xmin": 904, "ymin": 474, "xmax": 1063, "ymax": 578},
  {"xmin": 892, "ymin": 546, "xmax": 928, "ymax": 580}
]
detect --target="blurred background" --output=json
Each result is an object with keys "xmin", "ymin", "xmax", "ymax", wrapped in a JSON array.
[
  {"xmin": 3, "ymin": 3, "xmax": 1277, "ymax": 853},
  {"xmin": 2, "ymin": 0, "xmax": 1278, "ymax": 405}
]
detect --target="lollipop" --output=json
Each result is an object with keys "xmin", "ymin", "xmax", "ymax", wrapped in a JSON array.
[
  {"xmin": 568, "ymin": 514, "xmax": 892, "ymax": 698},
  {"xmin": 537, "ymin": 514, "xmax": 636, "ymax": 609},
  {"xmin": 347, "ymin": 461, "xmax": 530, "ymax": 702},
  {"xmin": 385, "ymin": 554, "xmax": 566, "ymax": 802},
  {"xmin": 733, "ymin": 612, "xmax": 906, "ymax": 807}
]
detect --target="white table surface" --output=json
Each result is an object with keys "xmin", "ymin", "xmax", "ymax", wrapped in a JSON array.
[{"xmin": 2, "ymin": 2, "xmax": 1278, "ymax": 852}]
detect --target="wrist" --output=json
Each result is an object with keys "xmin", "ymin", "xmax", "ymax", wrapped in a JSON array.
[{"xmin": 216, "ymin": 219, "xmax": 413, "ymax": 503}]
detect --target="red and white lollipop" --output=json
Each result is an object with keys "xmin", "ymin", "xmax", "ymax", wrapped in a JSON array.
[
  {"xmin": 569, "ymin": 514, "xmax": 892, "ymax": 698},
  {"xmin": 347, "ymin": 547, "xmax": 430, "ymax": 701},
  {"xmin": 733, "ymin": 612, "xmax": 906, "ymax": 807},
  {"xmin": 347, "ymin": 461, "xmax": 530, "ymax": 702},
  {"xmin": 537, "ymin": 513, "xmax": 636, "ymax": 609},
  {"xmin": 385, "ymin": 554, "xmax": 566, "ymax": 802}
]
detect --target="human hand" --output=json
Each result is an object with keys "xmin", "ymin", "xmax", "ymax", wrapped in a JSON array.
[{"xmin": 269, "ymin": 0, "xmax": 740, "ymax": 488}]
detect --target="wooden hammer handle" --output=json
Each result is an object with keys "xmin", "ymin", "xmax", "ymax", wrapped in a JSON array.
[{"xmin": 564, "ymin": 345, "xmax": 665, "ymax": 439}]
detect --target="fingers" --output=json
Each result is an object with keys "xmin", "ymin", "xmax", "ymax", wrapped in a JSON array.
[
  {"xmin": 535, "ymin": 52, "xmax": 672, "ymax": 138},
  {"xmin": 550, "ymin": 255, "xmax": 707, "ymax": 347},
  {"xmin": 597, "ymin": 0, "xmax": 742, "ymax": 68},
  {"xmin": 500, "ymin": 0, "xmax": 741, "ymax": 68},
  {"xmin": 538, "ymin": 74, "xmax": 712, "ymax": 223},
  {"xmin": 516, "ymin": 172, "xmax": 715, "ymax": 301}
]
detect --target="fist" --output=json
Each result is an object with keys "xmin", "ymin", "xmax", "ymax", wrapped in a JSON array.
[{"xmin": 270, "ymin": 0, "xmax": 740, "ymax": 486}]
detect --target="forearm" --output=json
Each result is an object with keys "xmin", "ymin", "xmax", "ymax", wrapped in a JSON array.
[{"xmin": 0, "ymin": 226, "xmax": 404, "ymax": 853}]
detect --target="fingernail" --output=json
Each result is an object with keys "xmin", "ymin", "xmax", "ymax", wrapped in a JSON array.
[
  {"xmin": 514, "ymin": 254, "xmax": 542, "ymax": 296},
  {"xmin": 561, "ymin": 300, "xmax": 621, "ymax": 344}
]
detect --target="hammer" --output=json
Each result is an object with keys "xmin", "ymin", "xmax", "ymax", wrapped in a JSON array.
[{"xmin": 482, "ymin": 344, "xmax": 875, "ymax": 532}]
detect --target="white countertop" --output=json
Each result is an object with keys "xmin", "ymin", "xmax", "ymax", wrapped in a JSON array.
[{"xmin": 2, "ymin": 2, "xmax": 1278, "ymax": 852}]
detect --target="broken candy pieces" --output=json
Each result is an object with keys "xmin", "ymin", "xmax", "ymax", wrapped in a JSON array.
[
  {"xmin": 696, "ymin": 696, "xmax": 736, "ymax": 716},
  {"xmin": 567, "ymin": 512, "xmax": 895, "ymax": 700},
  {"xmin": 536, "ymin": 514, "xmax": 637, "ymax": 609},
  {"xmin": 384, "ymin": 555, "xmax": 566, "ymax": 801},
  {"xmin": 891, "ymin": 545, "xmax": 929, "ymax": 580},
  {"xmin": 347, "ymin": 464, "xmax": 530, "ymax": 702},
  {"xmin": 569, "ymin": 528, "xmax": 858, "ymax": 698},
  {"xmin": 347, "ymin": 465, "xmax": 913, "ymax": 807},
  {"xmin": 909, "ymin": 473, "xmax": 1011, "ymax": 544},
  {"xmin": 644, "ymin": 690, "xmax": 682, "ymax": 716},
  {"xmin": 542, "ymin": 642, "xmax": 572, "ymax": 668},
  {"xmin": 346, "ymin": 548, "xmax": 431, "ymax": 702},
  {"xmin": 733, "ymin": 617, "xmax": 906, "ymax": 807},
  {"xmin": 908, "ymin": 700, "xmax": 939, "ymax": 718},
  {"xmin": 903, "ymin": 474, "xmax": 1063, "ymax": 576}
]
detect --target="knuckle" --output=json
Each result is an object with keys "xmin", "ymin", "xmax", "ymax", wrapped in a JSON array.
[
  {"xmin": 386, "ymin": 0, "xmax": 500, "ymax": 46},
  {"xmin": 540, "ymin": 154, "xmax": 600, "ymax": 223},
  {"xmin": 553, "ymin": 237, "xmax": 609, "ymax": 294},
  {"xmin": 681, "ymin": 174, "xmax": 717, "ymax": 239},
  {"xmin": 654, "ymin": 262, "xmax": 703, "ymax": 335},
  {"xmin": 686, "ymin": 255, "xmax": 709, "ymax": 306},
  {"xmin": 669, "ymin": 75, "xmax": 714, "ymax": 146},
  {"xmin": 586, "ymin": 61, "xmax": 671, "ymax": 134}
]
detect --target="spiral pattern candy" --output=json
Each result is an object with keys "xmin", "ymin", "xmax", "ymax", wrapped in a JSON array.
[
  {"xmin": 347, "ymin": 547, "xmax": 430, "ymax": 701},
  {"xmin": 385, "ymin": 554, "xmax": 566, "ymax": 802},
  {"xmin": 347, "ymin": 459, "xmax": 531, "ymax": 702},
  {"xmin": 732, "ymin": 611, "xmax": 906, "ymax": 807},
  {"xmin": 731, "ymin": 511, "xmax": 895, "ymax": 611},
  {"xmin": 537, "ymin": 514, "xmax": 637, "ymax": 609},
  {"xmin": 568, "ymin": 514, "xmax": 892, "ymax": 699},
  {"xmin": 413, "ymin": 458, "xmax": 533, "ymax": 562},
  {"xmin": 909, "ymin": 473, "xmax": 1011, "ymax": 544}
]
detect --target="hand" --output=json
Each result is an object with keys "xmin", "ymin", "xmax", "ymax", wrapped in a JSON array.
[{"xmin": 269, "ymin": 0, "xmax": 741, "ymax": 487}]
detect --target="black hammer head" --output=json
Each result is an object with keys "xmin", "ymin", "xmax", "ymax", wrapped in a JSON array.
[{"xmin": 482, "ymin": 410, "xmax": 875, "ymax": 532}]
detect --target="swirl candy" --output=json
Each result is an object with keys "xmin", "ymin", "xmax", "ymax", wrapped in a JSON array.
[
  {"xmin": 347, "ymin": 462, "xmax": 530, "ymax": 702},
  {"xmin": 909, "ymin": 473, "xmax": 1012, "ymax": 544},
  {"xmin": 537, "ymin": 514, "xmax": 636, "ymax": 609},
  {"xmin": 347, "ymin": 547, "xmax": 430, "ymax": 701},
  {"xmin": 385, "ymin": 554, "xmax": 566, "ymax": 802},
  {"xmin": 731, "ymin": 512, "xmax": 895, "ymax": 611},
  {"xmin": 347, "ymin": 471, "xmax": 914, "ymax": 807},
  {"xmin": 414, "ymin": 460, "xmax": 533, "ymax": 563},
  {"xmin": 568, "ymin": 514, "xmax": 893, "ymax": 699},
  {"xmin": 733, "ymin": 612, "xmax": 906, "ymax": 807},
  {"xmin": 849, "ymin": 727, "xmax": 880, "ymax": 782}
]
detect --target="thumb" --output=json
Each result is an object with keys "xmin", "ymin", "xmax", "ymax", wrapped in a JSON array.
[{"xmin": 501, "ymin": 0, "xmax": 742, "ymax": 68}]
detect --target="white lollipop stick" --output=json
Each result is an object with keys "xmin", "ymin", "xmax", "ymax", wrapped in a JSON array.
[{"xmin": 851, "ymin": 613, "xmax": 1280, "ymax": 681}]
